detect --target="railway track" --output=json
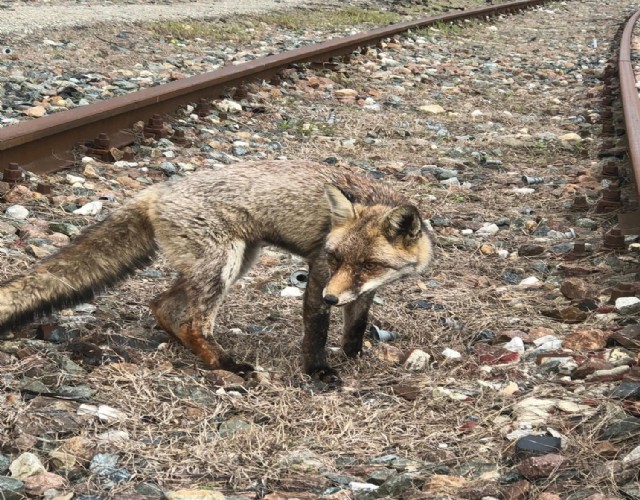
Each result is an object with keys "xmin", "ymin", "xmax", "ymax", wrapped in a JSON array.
[
  {"xmin": 618, "ymin": 8, "xmax": 640, "ymax": 232},
  {"xmin": 0, "ymin": 0, "xmax": 561, "ymax": 175},
  {"xmin": 2, "ymin": 0, "xmax": 638, "ymax": 235}
]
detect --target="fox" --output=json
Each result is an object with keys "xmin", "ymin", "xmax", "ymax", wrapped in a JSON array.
[{"xmin": 0, "ymin": 160, "xmax": 434, "ymax": 382}]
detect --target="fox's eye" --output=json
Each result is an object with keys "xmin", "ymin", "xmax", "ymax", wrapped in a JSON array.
[{"xmin": 363, "ymin": 262, "xmax": 378, "ymax": 271}]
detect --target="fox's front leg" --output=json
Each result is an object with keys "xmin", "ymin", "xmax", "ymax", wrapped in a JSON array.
[
  {"xmin": 301, "ymin": 260, "xmax": 339, "ymax": 383},
  {"xmin": 342, "ymin": 291, "xmax": 375, "ymax": 358}
]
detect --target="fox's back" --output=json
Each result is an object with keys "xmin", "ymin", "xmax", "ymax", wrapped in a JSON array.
[{"xmin": 150, "ymin": 160, "xmax": 408, "ymax": 258}]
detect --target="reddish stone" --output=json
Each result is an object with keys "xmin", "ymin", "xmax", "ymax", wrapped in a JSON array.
[
  {"xmin": 23, "ymin": 471, "xmax": 67, "ymax": 496},
  {"xmin": 571, "ymin": 358, "xmax": 614, "ymax": 379},
  {"xmin": 563, "ymin": 329, "xmax": 608, "ymax": 351},
  {"xmin": 609, "ymin": 325, "xmax": 640, "ymax": 349},
  {"xmin": 537, "ymin": 494, "xmax": 561, "ymax": 500},
  {"xmin": 495, "ymin": 330, "xmax": 531, "ymax": 343},
  {"xmin": 517, "ymin": 454, "xmax": 566, "ymax": 480},
  {"xmin": 4, "ymin": 185, "xmax": 34, "ymax": 204},
  {"xmin": 594, "ymin": 440, "xmax": 620, "ymax": 459},
  {"xmin": 560, "ymin": 278, "xmax": 591, "ymax": 300},
  {"xmin": 502, "ymin": 480, "xmax": 531, "ymax": 500},
  {"xmin": 528, "ymin": 327, "xmax": 556, "ymax": 340}
]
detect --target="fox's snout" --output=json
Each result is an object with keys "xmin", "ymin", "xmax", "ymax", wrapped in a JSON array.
[{"xmin": 323, "ymin": 294, "xmax": 339, "ymax": 306}]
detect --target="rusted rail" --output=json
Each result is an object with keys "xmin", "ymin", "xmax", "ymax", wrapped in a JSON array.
[
  {"xmin": 619, "ymin": 8, "xmax": 640, "ymax": 197},
  {"xmin": 0, "ymin": 0, "xmax": 553, "ymax": 174}
]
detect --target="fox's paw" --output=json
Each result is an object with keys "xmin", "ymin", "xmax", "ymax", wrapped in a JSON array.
[
  {"xmin": 342, "ymin": 342, "xmax": 363, "ymax": 358},
  {"xmin": 308, "ymin": 366, "xmax": 343, "ymax": 387}
]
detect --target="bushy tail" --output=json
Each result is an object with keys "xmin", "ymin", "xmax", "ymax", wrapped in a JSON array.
[{"xmin": 0, "ymin": 192, "xmax": 158, "ymax": 332}]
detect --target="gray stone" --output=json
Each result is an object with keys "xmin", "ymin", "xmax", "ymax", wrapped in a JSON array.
[
  {"xmin": 90, "ymin": 453, "xmax": 131, "ymax": 484},
  {"xmin": 232, "ymin": 146, "xmax": 248, "ymax": 156},
  {"xmin": 599, "ymin": 417, "xmax": 640, "ymax": 440},
  {"xmin": 616, "ymin": 297, "xmax": 640, "ymax": 315},
  {"xmin": 620, "ymin": 483, "xmax": 640, "ymax": 499},
  {"xmin": 57, "ymin": 385, "xmax": 97, "ymax": 399},
  {"xmin": 20, "ymin": 378, "xmax": 51, "ymax": 394},
  {"xmin": 376, "ymin": 473, "xmax": 416, "ymax": 497},
  {"xmin": 159, "ymin": 162, "xmax": 177, "ymax": 174},
  {"xmin": 430, "ymin": 216, "xmax": 451, "ymax": 227},
  {"xmin": 135, "ymin": 482, "xmax": 165, "ymax": 498},
  {"xmin": 0, "ymin": 476, "xmax": 26, "ymax": 500},
  {"xmin": 367, "ymin": 468, "xmax": 397, "ymax": 485},
  {"xmin": 48, "ymin": 222, "xmax": 81, "ymax": 237},
  {"xmin": 0, "ymin": 453, "xmax": 10, "ymax": 474},
  {"xmin": 576, "ymin": 218, "xmax": 598, "ymax": 230},
  {"xmin": 218, "ymin": 417, "xmax": 251, "ymax": 437},
  {"xmin": 550, "ymin": 243, "xmax": 573, "ymax": 254}
]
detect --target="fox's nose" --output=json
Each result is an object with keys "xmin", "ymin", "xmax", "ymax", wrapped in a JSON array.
[{"xmin": 323, "ymin": 294, "xmax": 339, "ymax": 306}]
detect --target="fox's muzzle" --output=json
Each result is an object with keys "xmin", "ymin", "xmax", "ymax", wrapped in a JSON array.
[{"xmin": 323, "ymin": 294, "xmax": 339, "ymax": 306}]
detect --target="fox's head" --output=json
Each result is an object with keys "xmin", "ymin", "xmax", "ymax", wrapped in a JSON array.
[{"xmin": 322, "ymin": 185, "xmax": 434, "ymax": 306}]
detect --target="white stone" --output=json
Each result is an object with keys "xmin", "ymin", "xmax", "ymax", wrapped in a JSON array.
[
  {"xmin": 349, "ymin": 482, "xmax": 379, "ymax": 492},
  {"xmin": 477, "ymin": 223, "xmax": 500, "ymax": 235},
  {"xmin": 441, "ymin": 347, "xmax": 462, "ymax": 359},
  {"xmin": 615, "ymin": 296, "xmax": 640, "ymax": 314},
  {"xmin": 432, "ymin": 386, "xmax": 468, "ymax": 401},
  {"xmin": 533, "ymin": 335, "xmax": 560, "ymax": 346},
  {"xmin": 280, "ymin": 286, "xmax": 304, "ymax": 298},
  {"xmin": 166, "ymin": 491, "xmax": 224, "ymax": 500},
  {"xmin": 558, "ymin": 132, "xmax": 582, "ymax": 142},
  {"xmin": 513, "ymin": 397, "xmax": 556, "ymax": 425},
  {"xmin": 512, "ymin": 187, "xmax": 535, "ymax": 194},
  {"xmin": 113, "ymin": 161, "xmax": 138, "ymax": 168},
  {"xmin": 216, "ymin": 99, "xmax": 242, "ymax": 114},
  {"xmin": 10, "ymin": 452, "xmax": 46, "ymax": 480},
  {"xmin": 519, "ymin": 276, "xmax": 541, "ymax": 287},
  {"xmin": 5, "ymin": 205, "xmax": 29, "ymax": 220},
  {"xmin": 403, "ymin": 348, "xmax": 430, "ymax": 371},
  {"xmin": 96, "ymin": 430, "xmax": 130, "ymax": 443},
  {"xmin": 440, "ymin": 177, "xmax": 460, "ymax": 187},
  {"xmin": 556, "ymin": 400, "xmax": 591, "ymax": 413},
  {"xmin": 471, "ymin": 109, "xmax": 483, "ymax": 118},
  {"xmin": 73, "ymin": 201, "xmax": 102, "ymax": 216},
  {"xmin": 503, "ymin": 337, "xmax": 525, "ymax": 353},
  {"xmin": 622, "ymin": 444, "xmax": 640, "ymax": 463},
  {"xmin": 419, "ymin": 104, "xmax": 446, "ymax": 114},
  {"xmin": 78, "ymin": 403, "xmax": 127, "ymax": 422},
  {"xmin": 66, "ymin": 174, "xmax": 85, "ymax": 184}
]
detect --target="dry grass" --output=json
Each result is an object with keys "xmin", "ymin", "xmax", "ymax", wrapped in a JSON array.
[
  {"xmin": 1, "ymin": 0, "xmax": 639, "ymax": 498},
  {"xmin": 148, "ymin": 7, "xmax": 401, "ymax": 44}
]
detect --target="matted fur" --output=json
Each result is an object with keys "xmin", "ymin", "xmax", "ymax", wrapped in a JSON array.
[{"xmin": 0, "ymin": 160, "xmax": 433, "ymax": 379}]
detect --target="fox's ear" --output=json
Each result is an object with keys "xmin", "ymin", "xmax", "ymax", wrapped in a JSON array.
[
  {"xmin": 325, "ymin": 185, "xmax": 355, "ymax": 226},
  {"xmin": 384, "ymin": 205, "xmax": 422, "ymax": 241}
]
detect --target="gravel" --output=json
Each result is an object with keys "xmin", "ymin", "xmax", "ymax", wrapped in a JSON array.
[
  {"xmin": 0, "ymin": 0, "xmax": 639, "ymax": 498},
  {"xmin": 0, "ymin": 0, "xmax": 338, "ymax": 35}
]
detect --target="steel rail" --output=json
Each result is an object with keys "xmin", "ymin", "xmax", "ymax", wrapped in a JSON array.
[
  {"xmin": 619, "ymin": 8, "xmax": 640, "ymax": 197},
  {"xmin": 0, "ymin": 0, "xmax": 552, "ymax": 174}
]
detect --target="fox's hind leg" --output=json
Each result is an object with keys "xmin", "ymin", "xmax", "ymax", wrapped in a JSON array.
[
  {"xmin": 342, "ymin": 291, "xmax": 375, "ymax": 358},
  {"xmin": 149, "ymin": 276, "xmax": 188, "ymax": 338},
  {"xmin": 152, "ymin": 241, "xmax": 258, "ymax": 375}
]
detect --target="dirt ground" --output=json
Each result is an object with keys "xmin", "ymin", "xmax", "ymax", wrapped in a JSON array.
[{"xmin": 0, "ymin": 0, "xmax": 639, "ymax": 499}]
